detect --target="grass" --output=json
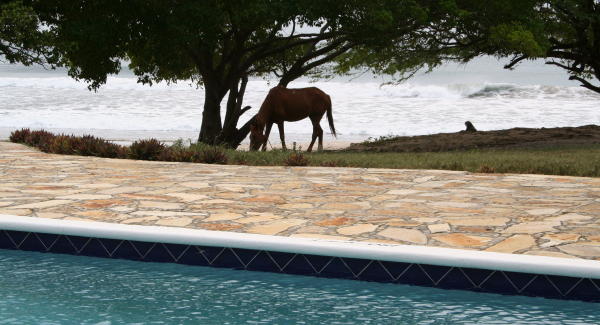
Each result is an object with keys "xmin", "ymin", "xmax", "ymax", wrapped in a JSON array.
[
  {"xmin": 8, "ymin": 128, "xmax": 600, "ymax": 177},
  {"xmin": 223, "ymin": 144, "xmax": 600, "ymax": 177}
]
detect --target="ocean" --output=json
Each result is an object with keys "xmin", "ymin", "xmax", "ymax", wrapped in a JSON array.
[{"xmin": 1, "ymin": 57, "xmax": 599, "ymax": 148}]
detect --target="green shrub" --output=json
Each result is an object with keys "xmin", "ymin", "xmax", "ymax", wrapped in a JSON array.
[
  {"xmin": 25, "ymin": 130, "xmax": 55, "ymax": 151},
  {"xmin": 9, "ymin": 128, "xmax": 31, "ymax": 143},
  {"xmin": 48, "ymin": 135, "xmax": 74, "ymax": 154},
  {"xmin": 196, "ymin": 146, "xmax": 228, "ymax": 164},
  {"xmin": 283, "ymin": 152, "xmax": 309, "ymax": 166},
  {"xmin": 129, "ymin": 139, "xmax": 165, "ymax": 160},
  {"xmin": 158, "ymin": 147, "xmax": 195, "ymax": 162}
]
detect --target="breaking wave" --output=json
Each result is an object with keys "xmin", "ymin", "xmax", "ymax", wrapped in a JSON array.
[{"xmin": 1, "ymin": 76, "xmax": 599, "ymax": 140}]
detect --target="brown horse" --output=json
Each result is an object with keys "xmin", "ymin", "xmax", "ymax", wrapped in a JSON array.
[{"xmin": 249, "ymin": 86, "xmax": 336, "ymax": 152}]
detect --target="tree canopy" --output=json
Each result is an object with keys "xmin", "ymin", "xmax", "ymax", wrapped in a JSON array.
[
  {"xmin": 31, "ymin": 0, "xmax": 459, "ymax": 146},
  {"xmin": 0, "ymin": 0, "xmax": 56, "ymax": 65},
  {"xmin": 346, "ymin": 0, "xmax": 600, "ymax": 93}
]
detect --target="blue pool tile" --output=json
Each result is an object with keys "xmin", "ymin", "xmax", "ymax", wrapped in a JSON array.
[
  {"xmin": 566, "ymin": 279, "xmax": 600, "ymax": 301},
  {"xmin": 112, "ymin": 240, "xmax": 144, "ymax": 260},
  {"xmin": 0, "ymin": 231, "xmax": 14, "ymax": 249},
  {"xmin": 35, "ymin": 233, "xmax": 60, "ymax": 251},
  {"xmin": 281, "ymin": 254, "xmax": 316, "ymax": 275},
  {"xmin": 230, "ymin": 248, "xmax": 261, "ymax": 267},
  {"xmin": 65, "ymin": 235, "xmax": 92, "ymax": 253},
  {"xmin": 397, "ymin": 264, "xmax": 435, "ymax": 287},
  {"xmin": 246, "ymin": 251, "xmax": 281, "ymax": 272},
  {"xmin": 129, "ymin": 241, "xmax": 155, "ymax": 259},
  {"xmin": 479, "ymin": 271, "xmax": 519, "ymax": 295},
  {"xmin": 50, "ymin": 235, "xmax": 80, "ymax": 255},
  {"xmin": 177, "ymin": 246, "xmax": 210, "ymax": 266},
  {"xmin": 144, "ymin": 243, "xmax": 177, "ymax": 263},
  {"xmin": 211, "ymin": 248, "xmax": 245, "ymax": 269},
  {"xmin": 266, "ymin": 251, "xmax": 296, "ymax": 270},
  {"xmin": 436, "ymin": 268, "xmax": 476, "ymax": 290},
  {"xmin": 546, "ymin": 275, "xmax": 583, "ymax": 296},
  {"xmin": 77, "ymin": 238, "xmax": 112, "ymax": 258},
  {"xmin": 304, "ymin": 254, "xmax": 334, "ymax": 273},
  {"xmin": 96, "ymin": 238, "xmax": 125, "ymax": 257},
  {"xmin": 341, "ymin": 257, "xmax": 371, "ymax": 277},
  {"xmin": 162, "ymin": 243, "xmax": 191, "ymax": 262},
  {"xmin": 359, "ymin": 261, "xmax": 395, "ymax": 282},
  {"xmin": 197, "ymin": 246, "xmax": 226, "ymax": 264},
  {"xmin": 4, "ymin": 230, "xmax": 28, "ymax": 248},
  {"xmin": 319, "ymin": 257, "xmax": 355, "ymax": 279},
  {"xmin": 380, "ymin": 261, "xmax": 411, "ymax": 280},
  {"xmin": 461, "ymin": 268, "xmax": 495, "ymax": 288},
  {"xmin": 503, "ymin": 271, "xmax": 538, "ymax": 292},
  {"xmin": 17, "ymin": 233, "xmax": 47, "ymax": 252},
  {"xmin": 520, "ymin": 275, "xmax": 562, "ymax": 298},
  {"xmin": 420, "ymin": 264, "xmax": 453, "ymax": 285}
]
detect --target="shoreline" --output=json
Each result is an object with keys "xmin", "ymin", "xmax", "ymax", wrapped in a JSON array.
[{"xmin": 0, "ymin": 127, "xmax": 358, "ymax": 150}]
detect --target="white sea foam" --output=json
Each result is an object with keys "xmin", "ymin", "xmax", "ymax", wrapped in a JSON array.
[{"xmin": 1, "ymin": 73, "xmax": 599, "ymax": 143}]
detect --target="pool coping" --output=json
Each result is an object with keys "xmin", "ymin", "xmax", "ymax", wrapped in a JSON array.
[{"xmin": 2, "ymin": 214, "xmax": 600, "ymax": 280}]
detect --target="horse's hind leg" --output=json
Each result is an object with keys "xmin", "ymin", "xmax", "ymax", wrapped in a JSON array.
[
  {"xmin": 307, "ymin": 117, "xmax": 324, "ymax": 152},
  {"xmin": 261, "ymin": 122, "xmax": 273, "ymax": 151},
  {"xmin": 277, "ymin": 122, "xmax": 287, "ymax": 151},
  {"xmin": 316, "ymin": 124, "xmax": 324, "ymax": 151}
]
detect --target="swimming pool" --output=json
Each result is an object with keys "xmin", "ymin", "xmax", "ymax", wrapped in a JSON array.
[{"xmin": 1, "ymin": 250, "xmax": 599, "ymax": 324}]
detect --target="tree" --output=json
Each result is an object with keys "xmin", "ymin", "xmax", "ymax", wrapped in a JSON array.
[
  {"xmin": 349, "ymin": 0, "xmax": 600, "ymax": 94},
  {"xmin": 35, "ymin": 0, "xmax": 338, "ymax": 145},
  {"xmin": 33, "ymin": 0, "xmax": 452, "ymax": 147},
  {"xmin": 526, "ymin": 0, "xmax": 600, "ymax": 93},
  {"xmin": 335, "ymin": 1, "xmax": 547, "ymax": 83},
  {"xmin": 0, "ymin": 0, "xmax": 56, "ymax": 66}
]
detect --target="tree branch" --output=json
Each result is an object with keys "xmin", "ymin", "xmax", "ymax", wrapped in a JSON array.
[
  {"xmin": 569, "ymin": 75, "xmax": 600, "ymax": 93},
  {"xmin": 504, "ymin": 55, "xmax": 528, "ymax": 69},
  {"xmin": 239, "ymin": 105, "xmax": 252, "ymax": 116}
]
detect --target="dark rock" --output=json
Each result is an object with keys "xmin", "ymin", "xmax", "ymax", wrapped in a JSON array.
[{"xmin": 465, "ymin": 121, "xmax": 477, "ymax": 132}]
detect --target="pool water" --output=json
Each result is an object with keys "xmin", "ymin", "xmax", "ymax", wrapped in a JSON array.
[{"xmin": 1, "ymin": 250, "xmax": 598, "ymax": 324}]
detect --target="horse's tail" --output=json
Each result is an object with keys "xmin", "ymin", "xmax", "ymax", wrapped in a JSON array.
[{"xmin": 325, "ymin": 95, "xmax": 337, "ymax": 138}]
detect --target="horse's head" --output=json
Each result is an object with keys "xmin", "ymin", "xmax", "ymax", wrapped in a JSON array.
[{"xmin": 249, "ymin": 122, "xmax": 267, "ymax": 151}]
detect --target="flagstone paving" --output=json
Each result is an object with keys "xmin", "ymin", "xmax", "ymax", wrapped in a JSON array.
[{"xmin": 1, "ymin": 141, "xmax": 600, "ymax": 260}]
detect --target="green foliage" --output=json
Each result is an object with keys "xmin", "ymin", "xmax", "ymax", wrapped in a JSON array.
[
  {"xmin": 10, "ymin": 130, "xmax": 600, "ymax": 177},
  {"xmin": 10, "ymin": 130, "xmax": 128, "ymax": 158},
  {"xmin": 488, "ymin": 24, "xmax": 545, "ymax": 57},
  {"xmin": 8, "ymin": 128, "xmax": 31, "ymax": 143},
  {"xmin": 283, "ymin": 151, "xmax": 310, "ymax": 166},
  {"xmin": 24, "ymin": 130, "xmax": 55, "ymax": 151},
  {"xmin": 195, "ymin": 146, "xmax": 228, "ymax": 165},
  {"xmin": 128, "ymin": 139, "xmax": 165, "ymax": 161},
  {"xmin": 0, "ymin": 0, "xmax": 56, "ymax": 66}
]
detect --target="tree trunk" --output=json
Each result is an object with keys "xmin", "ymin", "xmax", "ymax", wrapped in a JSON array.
[
  {"xmin": 198, "ymin": 82, "xmax": 225, "ymax": 144},
  {"xmin": 216, "ymin": 75, "xmax": 255, "ymax": 148}
]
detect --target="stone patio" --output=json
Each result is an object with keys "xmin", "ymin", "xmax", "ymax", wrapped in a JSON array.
[{"xmin": 1, "ymin": 141, "xmax": 599, "ymax": 260}]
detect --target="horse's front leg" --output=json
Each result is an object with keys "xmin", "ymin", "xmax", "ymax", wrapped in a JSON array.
[
  {"xmin": 277, "ymin": 122, "xmax": 287, "ymax": 151},
  {"xmin": 261, "ymin": 122, "xmax": 273, "ymax": 151}
]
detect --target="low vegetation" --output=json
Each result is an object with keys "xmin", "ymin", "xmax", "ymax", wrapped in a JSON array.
[{"xmin": 9, "ymin": 128, "xmax": 600, "ymax": 177}]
